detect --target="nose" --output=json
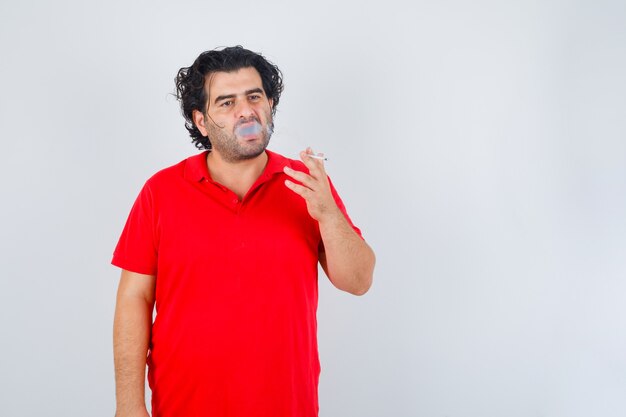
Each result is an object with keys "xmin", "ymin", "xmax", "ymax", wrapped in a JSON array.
[{"xmin": 235, "ymin": 99, "xmax": 255, "ymax": 119}]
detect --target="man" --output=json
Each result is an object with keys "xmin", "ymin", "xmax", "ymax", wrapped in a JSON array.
[{"xmin": 112, "ymin": 46, "xmax": 375, "ymax": 417}]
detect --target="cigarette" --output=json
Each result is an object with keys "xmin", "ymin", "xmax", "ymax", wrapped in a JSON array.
[{"xmin": 306, "ymin": 154, "xmax": 328, "ymax": 161}]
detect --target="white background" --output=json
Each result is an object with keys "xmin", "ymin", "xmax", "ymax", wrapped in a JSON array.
[{"xmin": 1, "ymin": 1, "xmax": 625, "ymax": 416}]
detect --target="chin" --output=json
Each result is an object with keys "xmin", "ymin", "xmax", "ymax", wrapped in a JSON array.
[{"xmin": 237, "ymin": 145, "xmax": 268, "ymax": 160}]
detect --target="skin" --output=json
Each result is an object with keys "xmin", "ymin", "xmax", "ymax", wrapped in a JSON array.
[
  {"xmin": 284, "ymin": 148, "xmax": 375, "ymax": 295},
  {"xmin": 113, "ymin": 270, "xmax": 154, "ymax": 417},
  {"xmin": 113, "ymin": 66, "xmax": 375, "ymax": 415},
  {"xmin": 192, "ymin": 67, "xmax": 275, "ymax": 199}
]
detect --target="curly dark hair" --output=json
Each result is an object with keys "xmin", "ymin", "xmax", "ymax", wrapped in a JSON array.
[{"xmin": 175, "ymin": 46, "xmax": 284, "ymax": 150}]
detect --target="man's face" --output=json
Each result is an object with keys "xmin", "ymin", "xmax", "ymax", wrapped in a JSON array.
[{"xmin": 194, "ymin": 67, "xmax": 274, "ymax": 162}]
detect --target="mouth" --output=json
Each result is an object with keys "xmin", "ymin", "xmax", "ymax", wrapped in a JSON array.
[{"xmin": 235, "ymin": 121, "xmax": 263, "ymax": 139}]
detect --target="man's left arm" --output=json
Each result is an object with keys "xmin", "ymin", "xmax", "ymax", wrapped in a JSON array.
[{"xmin": 283, "ymin": 148, "xmax": 375, "ymax": 296}]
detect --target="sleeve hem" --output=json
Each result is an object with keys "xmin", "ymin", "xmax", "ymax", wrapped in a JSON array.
[{"xmin": 111, "ymin": 254, "xmax": 157, "ymax": 276}]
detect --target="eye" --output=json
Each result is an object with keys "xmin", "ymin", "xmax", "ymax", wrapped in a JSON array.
[
  {"xmin": 249, "ymin": 94, "xmax": 261, "ymax": 101},
  {"xmin": 220, "ymin": 100, "xmax": 233, "ymax": 107}
]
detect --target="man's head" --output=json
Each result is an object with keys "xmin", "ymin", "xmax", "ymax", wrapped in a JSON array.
[{"xmin": 175, "ymin": 46, "xmax": 284, "ymax": 152}]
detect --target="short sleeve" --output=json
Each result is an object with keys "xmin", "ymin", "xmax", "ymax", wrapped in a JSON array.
[
  {"xmin": 111, "ymin": 182, "xmax": 159, "ymax": 275},
  {"xmin": 327, "ymin": 176, "xmax": 363, "ymax": 238}
]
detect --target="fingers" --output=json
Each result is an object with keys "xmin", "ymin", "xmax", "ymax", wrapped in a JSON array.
[
  {"xmin": 283, "ymin": 147, "xmax": 327, "ymax": 188},
  {"xmin": 283, "ymin": 166, "xmax": 316, "ymax": 190},
  {"xmin": 284, "ymin": 148, "xmax": 337, "ymax": 221},
  {"xmin": 300, "ymin": 147, "xmax": 326, "ymax": 178},
  {"xmin": 284, "ymin": 179, "xmax": 312, "ymax": 197}
]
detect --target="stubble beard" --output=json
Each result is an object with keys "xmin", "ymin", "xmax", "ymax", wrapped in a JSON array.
[{"xmin": 206, "ymin": 114, "xmax": 274, "ymax": 163}]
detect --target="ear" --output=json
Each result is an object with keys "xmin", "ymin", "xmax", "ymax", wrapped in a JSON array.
[
  {"xmin": 268, "ymin": 98, "xmax": 274, "ymax": 110},
  {"xmin": 192, "ymin": 109, "xmax": 208, "ymax": 137}
]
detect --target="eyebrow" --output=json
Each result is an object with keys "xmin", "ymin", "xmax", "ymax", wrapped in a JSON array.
[{"xmin": 213, "ymin": 88, "xmax": 265, "ymax": 105}]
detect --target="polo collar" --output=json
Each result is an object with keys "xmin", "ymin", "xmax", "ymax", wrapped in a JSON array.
[{"xmin": 183, "ymin": 149, "xmax": 292, "ymax": 183}]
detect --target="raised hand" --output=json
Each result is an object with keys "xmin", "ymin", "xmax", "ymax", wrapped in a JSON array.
[{"xmin": 283, "ymin": 147, "xmax": 342, "ymax": 223}]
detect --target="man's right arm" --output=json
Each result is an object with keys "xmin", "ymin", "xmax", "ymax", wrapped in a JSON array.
[{"xmin": 113, "ymin": 270, "xmax": 156, "ymax": 417}]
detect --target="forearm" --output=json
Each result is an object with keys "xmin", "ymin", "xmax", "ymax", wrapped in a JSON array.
[
  {"xmin": 319, "ymin": 209, "xmax": 375, "ymax": 295},
  {"xmin": 113, "ymin": 295, "xmax": 153, "ymax": 415},
  {"xmin": 282, "ymin": 148, "xmax": 375, "ymax": 295}
]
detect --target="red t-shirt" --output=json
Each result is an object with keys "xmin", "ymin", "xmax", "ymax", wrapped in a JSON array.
[{"xmin": 112, "ymin": 150, "xmax": 361, "ymax": 417}]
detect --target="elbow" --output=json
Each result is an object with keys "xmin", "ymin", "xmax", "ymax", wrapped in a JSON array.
[
  {"xmin": 351, "ymin": 251, "xmax": 375, "ymax": 296},
  {"xmin": 346, "ymin": 263, "xmax": 375, "ymax": 296},
  {"xmin": 350, "ymin": 284, "xmax": 371, "ymax": 296},
  {"xmin": 327, "ymin": 246, "xmax": 376, "ymax": 296},
  {"xmin": 351, "ymin": 273, "xmax": 373, "ymax": 296},
  {"xmin": 331, "ymin": 269, "xmax": 373, "ymax": 296}
]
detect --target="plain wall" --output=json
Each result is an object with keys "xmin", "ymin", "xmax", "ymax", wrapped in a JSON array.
[{"xmin": 1, "ymin": 0, "xmax": 625, "ymax": 416}]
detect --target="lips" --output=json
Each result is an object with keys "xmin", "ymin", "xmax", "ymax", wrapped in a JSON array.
[{"xmin": 235, "ymin": 122, "xmax": 263, "ymax": 138}]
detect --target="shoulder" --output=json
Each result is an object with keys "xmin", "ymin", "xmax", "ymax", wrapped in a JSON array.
[
  {"xmin": 145, "ymin": 151, "xmax": 208, "ymax": 189},
  {"xmin": 266, "ymin": 150, "xmax": 309, "ymax": 174}
]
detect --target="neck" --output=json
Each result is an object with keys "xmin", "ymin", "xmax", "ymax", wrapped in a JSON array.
[{"xmin": 206, "ymin": 150, "xmax": 268, "ymax": 200}]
